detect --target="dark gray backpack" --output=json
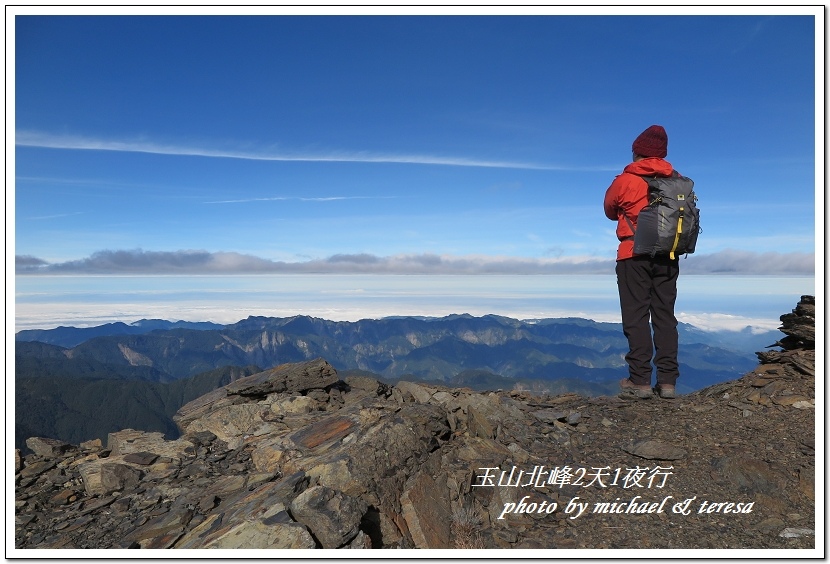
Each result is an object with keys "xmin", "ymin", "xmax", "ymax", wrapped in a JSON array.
[{"xmin": 625, "ymin": 171, "xmax": 700, "ymax": 259}]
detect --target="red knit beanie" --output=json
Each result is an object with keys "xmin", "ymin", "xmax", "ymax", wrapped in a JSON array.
[{"xmin": 632, "ymin": 125, "xmax": 668, "ymax": 158}]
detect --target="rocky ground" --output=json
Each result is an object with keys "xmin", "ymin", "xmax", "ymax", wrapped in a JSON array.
[{"xmin": 13, "ymin": 297, "xmax": 818, "ymax": 553}]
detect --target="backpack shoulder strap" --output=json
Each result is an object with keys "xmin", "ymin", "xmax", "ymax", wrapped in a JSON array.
[{"xmin": 622, "ymin": 173, "xmax": 662, "ymax": 237}]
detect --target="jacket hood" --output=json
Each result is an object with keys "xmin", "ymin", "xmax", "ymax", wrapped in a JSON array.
[{"xmin": 623, "ymin": 157, "xmax": 674, "ymax": 177}]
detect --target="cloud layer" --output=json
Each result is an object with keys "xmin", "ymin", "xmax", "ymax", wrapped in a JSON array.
[{"xmin": 15, "ymin": 249, "xmax": 816, "ymax": 276}]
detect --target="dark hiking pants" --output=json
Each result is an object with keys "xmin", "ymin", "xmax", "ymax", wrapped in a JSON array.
[{"xmin": 616, "ymin": 255, "xmax": 680, "ymax": 387}]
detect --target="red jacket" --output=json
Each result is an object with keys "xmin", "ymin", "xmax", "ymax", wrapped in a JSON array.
[{"xmin": 604, "ymin": 157, "xmax": 675, "ymax": 261}]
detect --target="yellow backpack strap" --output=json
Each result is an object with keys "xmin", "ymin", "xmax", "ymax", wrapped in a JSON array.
[
  {"xmin": 669, "ymin": 210, "xmax": 684, "ymax": 260},
  {"xmin": 669, "ymin": 171, "xmax": 686, "ymax": 259}
]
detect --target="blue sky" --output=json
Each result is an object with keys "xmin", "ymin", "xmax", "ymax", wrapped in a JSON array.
[
  {"xmin": 12, "ymin": 9, "xmax": 820, "ymax": 273},
  {"xmin": 8, "ymin": 8, "xmax": 822, "ymax": 331}
]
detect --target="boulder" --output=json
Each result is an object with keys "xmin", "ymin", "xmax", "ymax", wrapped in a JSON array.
[
  {"xmin": 289, "ymin": 485, "xmax": 368, "ymax": 549},
  {"xmin": 622, "ymin": 439, "xmax": 687, "ymax": 461},
  {"xmin": 99, "ymin": 463, "xmax": 143, "ymax": 492},
  {"xmin": 184, "ymin": 403, "xmax": 277, "ymax": 450},
  {"xmin": 344, "ymin": 375, "xmax": 389, "ymax": 395},
  {"xmin": 395, "ymin": 381, "xmax": 436, "ymax": 404},
  {"xmin": 226, "ymin": 358, "xmax": 339, "ymax": 397},
  {"xmin": 400, "ymin": 455, "xmax": 452, "ymax": 548},
  {"xmin": 106, "ymin": 429, "xmax": 190, "ymax": 460},
  {"xmin": 173, "ymin": 359, "xmax": 339, "ymax": 435},
  {"xmin": 205, "ymin": 517, "xmax": 316, "ymax": 549},
  {"xmin": 26, "ymin": 437, "xmax": 73, "ymax": 458}
]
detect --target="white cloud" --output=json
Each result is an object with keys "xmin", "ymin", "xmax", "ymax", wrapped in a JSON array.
[
  {"xmin": 204, "ymin": 196, "xmax": 397, "ymax": 204},
  {"xmin": 15, "ymin": 248, "xmax": 816, "ymax": 276},
  {"xmin": 677, "ymin": 312, "xmax": 781, "ymax": 333},
  {"xmin": 679, "ymin": 249, "xmax": 815, "ymax": 275},
  {"xmin": 15, "ymin": 130, "xmax": 615, "ymax": 171},
  {"xmin": 22, "ymin": 211, "xmax": 86, "ymax": 221}
]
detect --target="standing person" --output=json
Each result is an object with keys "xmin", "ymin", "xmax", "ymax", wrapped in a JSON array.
[{"xmin": 604, "ymin": 125, "xmax": 680, "ymax": 400}]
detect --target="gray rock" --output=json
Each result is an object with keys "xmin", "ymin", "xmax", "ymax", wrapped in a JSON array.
[
  {"xmin": 226, "ymin": 358, "xmax": 339, "ymax": 397},
  {"xmin": 710, "ymin": 456, "xmax": 785, "ymax": 494},
  {"xmin": 26, "ymin": 437, "xmax": 73, "ymax": 458},
  {"xmin": 99, "ymin": 463, "xmax": 144, "ymax": 495},
  {"xmin": 106, "ymin": 429, "xmax": 190, "ymax": 460},
  {"xmin": 184, "ymin": 431, "xmax": 217, "ymax": 446},
  {"xmin": 346, "ymin": 529, "xmax": 372, "ymax": 548},
  {"xmin": 123, "ymin": 451, "xmax": 159, "ymax": 465},
  {"xmin": 172, "ymin": 359, "xmax": 339, "ymax": 437},
  {"xmin": 289, "ymin": 485, "xmax": 368, "ymax": 548},
  {"xmin": 395, "ymin": 381, "xmax": 435, "ymax": 404},
  {"xmin": 779, "ymin": 527, "xmax": 814, "ymax": 538},
  {"xmin": 306, "ymin": 389, "xmax": 330, "ymax": 403},
  {"xmin": 206, "ymin": 517, "xmax": 316, "ymax": 549},
  {"xmin": 467, "ymin": 405, "xmax": 495, "ymax": 439},
  {"xmin": 622, "ymin": 439, "xmax": 687, "ymax": 461},
  {"xmin": 79, "ymin": 438, "xmax": 103, "ymax": 450},
  {"xmin": 79, "ymin": 496, "xmax": 116, "ymax": 516},
  {"xmin": 532, "ymin": 409, "xmax": 568, "ymax": 424},
  {"xmin": 289, "ymin": 414, "xmax": 356, "ymax": 450},
  {"xmin": 184, "ymin": 403, "xmax": 276, "ymax": 450},
  {"xmin": 400, "ymin": 456, "xmax": 452, "ymax": 548},
  {"xmin": 345, "ymin": 375, "xmax": 388, "ymax": 395},
  {"xmin": 18, "ymin": 459, "xmax": 57, "ymax": 479}
]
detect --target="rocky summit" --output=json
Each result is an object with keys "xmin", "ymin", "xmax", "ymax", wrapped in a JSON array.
[{"xmin": 13, "ymin": 297, "xmax": 818, "ymax": 552}]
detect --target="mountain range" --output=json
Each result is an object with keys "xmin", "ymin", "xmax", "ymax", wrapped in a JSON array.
[
  {"xmin": 15, "ymin": 314, "xmax": 780, "ymax": 450},
  {"xmin": 13, "ymin": 297, "xmax": 816, "ymax": 550}
]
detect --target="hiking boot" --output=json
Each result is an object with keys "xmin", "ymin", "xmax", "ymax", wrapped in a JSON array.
[
  {"xmin": 619, "ymin": 378, "xmax": 653, "ymax": 399},
  {"xmin": 655, "ymin": 384, "xmax": 676, "ymax": 399}
]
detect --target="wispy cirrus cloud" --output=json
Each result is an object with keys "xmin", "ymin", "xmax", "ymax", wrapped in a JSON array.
[
  {"xmin": 204, "ymin": 196, "xmax": 399, "ymax": 204},
  {"xmin": 22, "ymin": 211, "xmax": 86, "ymax": 221},
  {"xmin": 15, "ymin": 130, "xmax": 616, "ymax": 172},
  {"xmin": 731, "ymin": 16, "xmax": 775, "ymax": 55},
  {"xmin": 15, "ymin": 248, "xmax": 816, "ymax": 276}
]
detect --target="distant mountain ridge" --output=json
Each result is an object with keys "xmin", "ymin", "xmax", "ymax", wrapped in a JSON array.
[
  {"xmin": 16, "ymin": 314, "xmax": 776, "ymax": 387},
  {"xmin": 16, "ymin": 319, "xmax": 225, "ymax": 348},
  {"xmin": 16, "ymin": 314, "xmax": 778, "ymax": 353}
]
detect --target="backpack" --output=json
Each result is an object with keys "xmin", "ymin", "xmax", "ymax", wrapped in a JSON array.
[{"xmin": 624, "ymin": 171, "xmax": 700, "ymax": 260}]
